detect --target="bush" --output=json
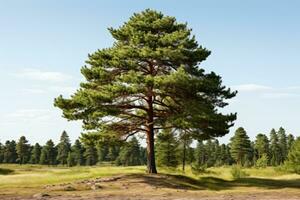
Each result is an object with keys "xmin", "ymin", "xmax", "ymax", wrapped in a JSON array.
[
  {"xmin": 284, "ymin": 138, "xmax": 300, "ymax": 174},
  {"xmin": 255, "ymin": 154, "xmax": 268, "ymax": 168},
  {"xmin": 191, "ymin": 163, "xmax": 207, "ymax": 174},
  {"xmin": 230, "ymin": 165, "xmax": 248, "ymax": 179}
]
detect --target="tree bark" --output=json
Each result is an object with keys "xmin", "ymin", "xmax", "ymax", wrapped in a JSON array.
[
  {"xmin": 146, "ymin": 93, "xmax": 157, "ymax": 174},
  {"xmin": 146, "ymin": 127, "xmax": 157, "ymax": 173},
  {"xmin": 182, "ymin": 140, "xmax": 186, "ymax": 172}
]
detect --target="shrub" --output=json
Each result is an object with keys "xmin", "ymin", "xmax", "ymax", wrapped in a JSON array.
[
  {"xmin": 284, "ymin": 138, "xmax": 300, "ymax": 174},
  {"xmin": 191, "ymin": 163, "xmax": 207, "ymax": 175},
  {"xmin": 230, "ymin": 165, "xmax": 248, "ymax": 179},
  {"xmin": 255, "ymin": 154, "xmax": 269, "ymax": 168}
]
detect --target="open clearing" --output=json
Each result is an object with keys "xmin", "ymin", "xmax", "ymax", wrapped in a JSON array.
[{"xmin": 0, "ymin": 164, "xmax": 299, "ymax": 200}]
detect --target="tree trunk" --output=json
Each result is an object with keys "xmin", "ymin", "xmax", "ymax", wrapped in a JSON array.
[
  {"xmin": 182, "ymin": 140, "xmax": 186, "ymax": 172},
  {"xmin": 146, "ymin": 90, "xmax": 157, "ymax": 174},
  {"xmin": 146, "ymin": 128, "xmax": 157, "ymax": 174}
]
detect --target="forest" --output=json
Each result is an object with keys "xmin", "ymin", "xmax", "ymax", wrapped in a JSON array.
[{"xmin": 1, "ymin": 126, "xmax": 299, "ymax": 174}]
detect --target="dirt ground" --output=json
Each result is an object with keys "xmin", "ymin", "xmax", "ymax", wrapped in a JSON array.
[{"xmin": 1, "ymin": 174, "xmax": 299, "ymax": 200}]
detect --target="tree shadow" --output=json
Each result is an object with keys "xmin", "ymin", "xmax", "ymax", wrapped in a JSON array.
[
  {"xmin": 0, "ymin": 168, "xmax": 14, "ymax": 175},
  {"xmin": 123, "ymin": 174, "xmax": 300, "ymax": 191}
]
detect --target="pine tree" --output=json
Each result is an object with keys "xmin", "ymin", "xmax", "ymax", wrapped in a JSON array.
[
  {"xmin": 269, "ymin": 129, "xmax": 281, "ymax": 166},
  {"xmin": 67, "ymin": 152, "xmax": 75, "ymax": 167},
  {"xmin": 56, "ymin": 131, "xmax": 71, "ymax": 165},
  {"xmin": 155, "ymin": 129, "xmax": 179, "ymax": 167},
  {"xmin": 229, "ymin": 127, "xmax": 252, "ymax": 166},
  {"xmin": 194, "ymin": 140, "xmax": 206, "ymax": 166},
  {"xmin": 3, "ymin": 140, "xmax": 17, "ymax": 163},
  {"xmin": 0, "ymin": 142, "xmax": 4, "ymax": 163},
  {"xmin": 107, "ymin": 145, "xmax": 119, "ymax": 162},
  {"xmin": 80, "ymin": 133, "xmax": 98, "ymax": 166},
  {"xmin": 116, "ymin": 137, "xmax": 142, "ymax": 166},
  {"xmin": 16, "ymin": 136, "xmax": 30, "ymax": 164},
  {"xmin": 284, "ymin": 137, "xmax": 300, "ymax": 173},
  {"xmin": 278, "ymin": 127, "xmax": 288, "ymax": 163},
  {"xmin": 72, "ymin": 139, "xmax": 85, "ymax": 166},
  {"xmin": 97, "ymin": 143, "xmax": 109, "ymax": 162},
  {"xmin": 30, "ymin": 143, "xmax": 42, "ymax": 164},
  {"xmin": 54, "ymin": 9, "xmax": 237, "ymax": 173},
  {"xmin": 40, "ymin": 140, "xmax": 57, "ymax": 165},
  {"xmin": 287, "ymin": 134, "xmax": 295, "ymax": 152},
  {"xmin": 178, "ymin": 132, "xmax": 193, "ymax": 171},
  {"xmin": 254, "ymin": 134, "xmax": 269, "ymax": 159},
  {"xmin": 84, "ymin": 145, "xmax": 98, "ymax": 166}
]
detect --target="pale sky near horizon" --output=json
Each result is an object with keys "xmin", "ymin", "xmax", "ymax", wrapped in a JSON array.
[{"xmin": 0, "ymin": 0, "xmax": 300, "ymax": 145}]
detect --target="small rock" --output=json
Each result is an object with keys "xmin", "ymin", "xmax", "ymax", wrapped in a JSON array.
[
  {"xmin": 33, "ymin": 193, "xmax": 50, "ymax": 198},
  {"xmin": 91, "ymin": 184, "xmax": 102, "ymax": 190},
  {"xmin": 63, "ymin": 185, "xmax": 76, "ymax": 191}
]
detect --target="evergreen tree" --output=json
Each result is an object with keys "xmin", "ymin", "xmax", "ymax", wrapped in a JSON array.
[
  {"xmin": 30, "ymin": 143, "xmax": 41, "ymax": 164},
  {"xmin": 72, "ymin": 139, "xmax": 85, "ymax": 166},
  {"xmin": 284, "ymin": 137, "xmax": 300, "ymax": 174},
  {"xmin": 3, "ymin": 140, "xmax": 17, "ymax": 163},
  {"xmin": 80, "ymin": 134, "xmax": 98, "ymax": 166},
  {"xmin": 194, "ymin": 140, "xmax": 206, "ymax": 166},
  {"xmin": 269, "ymin": 129, "xmax": 281, "ymax": 166},
  {"xmin": 67, "ymin": 152, "xmax": 75, "ymax": 167},
  {"xmin": 155, "ymin": 129, "xmax": 179, "ymax": 167},
  {"xmin": 97, "ymin": 143, "xmax": 109, "ymax": 162},
  {"xmin": 219, "ymin": 144, "xmax": 232, "ymax": 166},
  {"xmin": 229, "ymin": 127, "xmax": 252, "ymax": 166},
  {"xmin": 16, "ymin": 136, "xmax": 30, "ymax": 164},
  {"xmin": 54, "ymin": 9, "xmax": 237, "ymax": 173},
  {"xmin": 178, "ymin": 132, "xmax": 193, "ymax": 171},
  {"xmin": 56, "ymin": 131, "xmax": 71, "ymax": 165},
  {"xmin": 116, "ymin": 137, "xmax": 142, "ymax": 166},
  {"xmin": 287, "ymin": 134, "xmax": 295, "ymax": 152},
  {"xmin": 84, "ymin": 145, "xmax": 98, "ymax": 166},
  {"xmin": 40, "ymin": 140, "xmax": 57, "ymax": 165},
  {"xmin": 278, "ymin": 127, "xmax": 288, "ymax": 163},
  {"xmin": 254, "ymin": 134, "xmax": 269, "ymax": 159},
  {"xmin": 0, "ymin": 142, "xmax": 4, "ymax": 163},
  {"xmin": 107, "ymin": 145, "xmax": 119, "ymax": 162}
]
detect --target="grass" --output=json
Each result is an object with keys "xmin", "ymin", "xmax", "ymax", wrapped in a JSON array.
[{"xmin": 0, "ymin": 164, "xmax": 299, "ymax": 195}]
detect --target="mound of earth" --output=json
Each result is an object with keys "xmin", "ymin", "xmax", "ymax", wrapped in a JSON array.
[{"xmin": 0, "ymin": 174, "xmax": 299, "ymax": 200}]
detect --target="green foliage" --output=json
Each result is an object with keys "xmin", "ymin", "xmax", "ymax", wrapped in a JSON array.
[
  {"xmin": 56, "ymin": 131, "xmax": 71, "ymax": 165},
  {"xmin": 71, "ymin": 139, "xmax": 85, "ymax": 166},
  {"xmin": 29, "ymin": 143, "xmax": 41, "ymax": 164},
  {"xmin": 84, "ymin": 145, "xmax": 98, "ymax": 166},
  {"xmin": 40, "ymin": 140, "xmax": 57, "ymax": 165},
  {"xmin": 230, "ymin": 165, "xmax": 248, "ymax": 179},
  {"xmin": 54, "ymin": 9, "xmax": 236, "ymax": 173},
  {"xmin": 254, "ymin": 133, "xmax": 269, "ymax": 159},
  {"xmin": 67, "ymin": 152, "xmax": 75, "ymax": 167},
  {"xmin": 16, "ymin": 136, "xmax": 30, "ymax": 164},
  {"xmin": 3, "ymin": 140, "xmax": 17, "ymax": 163},
  {"xmin": 0, "ymin": 143, "xmax": 3, "ymax": 163},
  {"xmin": 191, "ymin": 163, "xmax": 207, "ymax": 175},
  {"xmin": 116, "ymin": 137, "xmax": 142, "ymax": 166},
  {"xmin": 270, "ymin": 129, "xmax": 281, "ymax": 166},
  {"xmin": 278, "ymin": 127, "xmax": 288, "ymax": 164},
  {"xmin": 284, "ymin": 138, "xmax": 300, "ymax": 174},
  {"xmin": 255, "ymin": 153, "xmax": 269, "ymax": 168},
  {"xmin": 229, "ymin": 127, "xmax": 252, "ymax": 166},
  {"xmin": 287, "ymin": 134, "xmax": 295, "ymax": 152},
  {"xmin": 155, "ymin": 129, "xmax": 179, "ymax": 167}
]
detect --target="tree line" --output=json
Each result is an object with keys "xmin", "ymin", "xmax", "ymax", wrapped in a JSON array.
[
  {"xmin": 0, "ymin": 131, "xmax": 147, "ymax": 167},
  {"xmin": 0, "ymin": 127, "xmax": 299, "ymax": 173}
]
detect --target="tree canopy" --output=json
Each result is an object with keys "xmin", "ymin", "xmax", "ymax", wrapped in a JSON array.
[{"xmin": 54, "ymin": 9, "xmax": 236, "ymax": 173}]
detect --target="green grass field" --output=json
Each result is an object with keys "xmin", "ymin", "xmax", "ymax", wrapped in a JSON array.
[{"xmin": 0, "ymin": 164, "xmax": 299, "ymax": 197}]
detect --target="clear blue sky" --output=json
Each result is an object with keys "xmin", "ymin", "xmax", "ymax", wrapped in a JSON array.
[{"xmin": 1, "ymin": 0, "xmax": 300, "ymax": 144}]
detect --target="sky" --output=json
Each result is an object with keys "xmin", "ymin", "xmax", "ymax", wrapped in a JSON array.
[{"xmin": 0, "ymin": 0, "xmax": 300, "ymax": 145}]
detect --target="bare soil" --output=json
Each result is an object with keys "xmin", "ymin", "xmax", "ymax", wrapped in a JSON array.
[{"xmin": 1, "ymin": 174, "xmax": 299, "ymax": 200}]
